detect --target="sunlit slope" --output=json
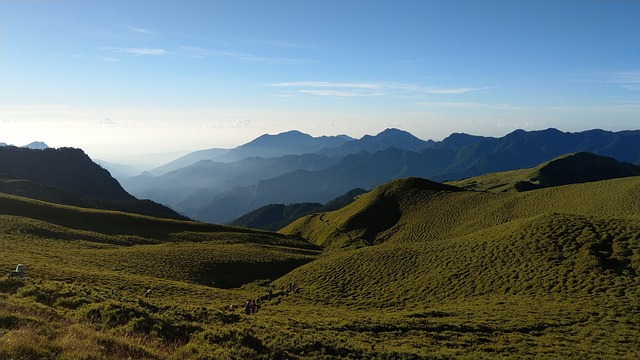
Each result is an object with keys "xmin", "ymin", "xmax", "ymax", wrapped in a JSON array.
[
  {"xmin": 278, "ymin": 212, "xmax": 638, "ymax": 303},
  {"xmin": 274, "ymin": 177, "xmax": 639, "ymax": 330},
  {"xmin": 0, "ymin": 193, "xmax": 319, "ymax": 288},
  {"xmin": 280, "ymin": 176, "xmax": 640, "ymax": 248},
  {"xmin": 448, "ymin": 152, "xmax": 640, "ymax": 193},
  {"xmin": 0, "ymin": 192, "xmax": 314, "ymax": 246}
]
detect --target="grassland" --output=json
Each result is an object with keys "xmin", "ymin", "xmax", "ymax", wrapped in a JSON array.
[
  {"xmin": 1, "ymin": 176, "xmax": 639, "ymax": 359},
  {"xmin": 447, "ymin": 152, "xmax": 640, "ymax": 193}
]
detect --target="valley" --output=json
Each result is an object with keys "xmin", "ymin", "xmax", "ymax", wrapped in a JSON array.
[{"xmin": 1, "ymin": 166, "xmax": 638, "ymax": 358}]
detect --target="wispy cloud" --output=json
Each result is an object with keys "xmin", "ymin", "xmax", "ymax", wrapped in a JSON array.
[
  {"xmin": 234, "ymin": 55, "xmax": 314, "ymax": 65},
  {"xmin": 574, "ymin": 70, "xmax": 640, "ymax": 91},
  {"xmin": 267, "ymin": 81, "xmax": 486, "ymax": 98},
  {"xmin": 132, "ymin": 45, "xmax": 315, "ymax": 64},
  {"xmin": 298, "ymin": 89, "xmax": 383, "ymax": 97},
  {"xmin": 102, "ymin": 47, "xmax": 168, "ymax": 56},
  {"xmin": 127, "ymin": 26, "xmax": 158, "ymax": 35},
  {"xmin": 416, "ymin": 101, "xmax": 521, "ymax": 110},
  {"xmin": 101, "ymin": 56, "xmax": 120, "ymax": 62},
  {"xmin": 424, "ymin": 88, "xmax": 484, "ymax": 94},
  {"xmin": 269, "ymin": 81, "xmax": 382, "ymax": 89}
]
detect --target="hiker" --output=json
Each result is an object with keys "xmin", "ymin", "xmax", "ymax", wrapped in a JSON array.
[
  {"xmin": 244, "ymin": 300, "xmax": 252, "ymax": 315},
  {"xmin": 267, "ymin": 285, "xmax": 273, "ymax": 300},
  {"xmin": 250, "ymin": 299, "xmax": 257, "ymax": 314},
  {"xmin": 144, "ymin": 288, "xmax": 152, "ymax": 298},
  {"xmin": 9, "ymin": 264, "xmax": 25, "ymax": 278}
]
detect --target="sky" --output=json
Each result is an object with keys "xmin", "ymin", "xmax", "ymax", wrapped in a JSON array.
[{"xmin": 1, "ymin": 0, "xmax": 639, "ymax": 169}]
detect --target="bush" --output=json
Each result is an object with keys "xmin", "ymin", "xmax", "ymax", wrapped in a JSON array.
[
  {"xmin": 18, "ymin": 280, "xmax": 95, "ymax": 308},
  {"xmin": 0, "ymin": 276, "xmax": 25, "ymax": 294},
  {"xmin": 82, "ymin": 300, "xmax": 148, "ymax": 327},
  {"xmin": 198, "ymin": 326, "xmax": 267, "ymax": 354}
]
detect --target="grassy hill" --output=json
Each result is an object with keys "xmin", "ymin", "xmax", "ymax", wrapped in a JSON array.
[
  {"xmin": 0, "ymin": 193, "xmax": 319, "ymax": 287},
  {"xmin": 1, "ymin": 174, "xmax": 639, "ymax": 358},
  {"xmin": 281, "ymin": 175, "xmax": 639, "ymax": 247},
  {"xmin": 448, "ymin": 152, "xmax": 640, "ymax": 192},
  {"xmin": 274, "ymin": 176, "xmax": 639, "ymax": 358}
]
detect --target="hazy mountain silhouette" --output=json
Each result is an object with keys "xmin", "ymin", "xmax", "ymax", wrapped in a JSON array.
[
  {"xmin": 320, "ymin": 128, "xmax": 429, "ymax": 156},
  {"xmin": 94, "ymin": 159, "xmax": 141, "ymax": 179},
  {"xmin": 123, "ymin": 153, "xmax": 342, "ymax": 211},
  {"xmin": 148, "ymin": 130, "xmax": 353, "ymax": 176},
  {"xmin": 22, "ymin": 141, "xmax": 49, "ymax": 150},
  {"xmin": 118, "ymin": 128, "xmax": 640, "ymax": 224}
]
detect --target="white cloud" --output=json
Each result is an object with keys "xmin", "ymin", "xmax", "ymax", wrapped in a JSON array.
[
  {"xmin": 574, "ymin": 70, "xmax": 640, "ymax": 91},
  {"xmin": 104, "ymin": 47, "xmax": 167, "ymax": 56},
  {"xmin": 127, "ymin": 26, "xmax": 158, "ymax": 35},
  {"xmin": 97, "ymin": 118, "xmax": 117, "ymax": 126},
  {"xmin": 423, "ymin": 87, "xmax": 486, "ymax": 94},
  {"xmin": 144, "ymin": 46, "xmax": 314, "ymax": 64},
  {"xmin": 416, "ymin": 101, "xmax": 520, "ymax": 110},
  {"xmin": 234, "ymin": 118, "xmax": 251, "ymax": 127},
  {"xmin": 269, "ymin": 82, "xmax": 382, "ymax": 89},
  {"xmin": 298, "ymin": 89, "xmax": 383, "ymax": 97},
  {"xmin": 268, "ymin": 81, "xmax": 486, "ymax": 98}
]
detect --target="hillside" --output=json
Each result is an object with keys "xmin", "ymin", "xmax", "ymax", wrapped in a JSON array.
[
  {"xmin": 1, "ymin": 175, "xmax": 639, "ymax": 358},
  {"xmin": 0, "ymin": 146, "xmax": 187, "ymax": 220},
  {"xmin": 281, "ymin": 176, "xmax": 639, "ymax": 248},
  {"xmin": 0, "ymin": 192, "xmax": 318, "ymax": 286},
  {"xmin": 273, "ymin": 176, "xmax": 639, "ymax": 357},
  {"xmin": 449, "ymin": 152, "xmax": 640, "ymax": 192}
]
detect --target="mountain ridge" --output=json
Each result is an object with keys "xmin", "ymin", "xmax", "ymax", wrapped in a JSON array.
[{"xmin": 0, "ymin": 146, "xmax": 187, "ymax": 220}]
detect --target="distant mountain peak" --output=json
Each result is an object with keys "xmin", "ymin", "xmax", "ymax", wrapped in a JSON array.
[
  {"xmin": 377, "ymin": 128, "xmax": 414, "ymax": 136},
  {"xmin": 22, "ymin": 141, "xmax": 49, "ymax": 149},
  {"xmin": 251, "ymin": 130, "xmax": 311, "ymax": 143}
]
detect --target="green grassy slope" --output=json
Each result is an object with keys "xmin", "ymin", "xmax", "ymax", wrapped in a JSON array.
[
  {"xmin": 0, "ymin": 193, "xmax": 319, "ymax": 289},
  {"xmin": 1, "ymin": 176, "xmax": 639, "ymax": 359},
  {"xmin": 281, "ymin": 176, "xmax": 639, "ymax": 248},
  {"xmin": 271, "ymin": 176, "xmax": 639, "ymax": 358},
  {"xmin": 448, "ymin": 152, "xmax": 640, "ymax": 193}
]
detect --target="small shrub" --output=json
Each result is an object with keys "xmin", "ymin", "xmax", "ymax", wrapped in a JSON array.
[
  {"xmin": 0, "ymin": 313, "xmax": 20, "ymax": 329},
  {"xmin": 0, "ymin": 276, "xmax": 25, "ymax": 294},
  {"xmin": 81, "ymin": 300, "xmax": 147, "ymax": 327}
]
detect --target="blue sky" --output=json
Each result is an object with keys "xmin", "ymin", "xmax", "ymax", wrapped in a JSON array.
[{"xmin": 1, "ymin": 0, "xmax": 638, "ymax": 168}]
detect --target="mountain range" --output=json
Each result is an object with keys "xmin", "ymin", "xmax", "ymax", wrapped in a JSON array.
[{"xmin": 117, "ymin": 128, "xmax": 639, "ymax": 224}]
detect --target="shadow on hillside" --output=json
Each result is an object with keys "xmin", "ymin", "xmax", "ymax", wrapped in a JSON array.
[
  {"xmin": 195, "ymin": 258, "xmax": 316, "ymax": 289},
  {"xmin": 341, "ymin": 196, "xmax": 401, "ymax": 245}
]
